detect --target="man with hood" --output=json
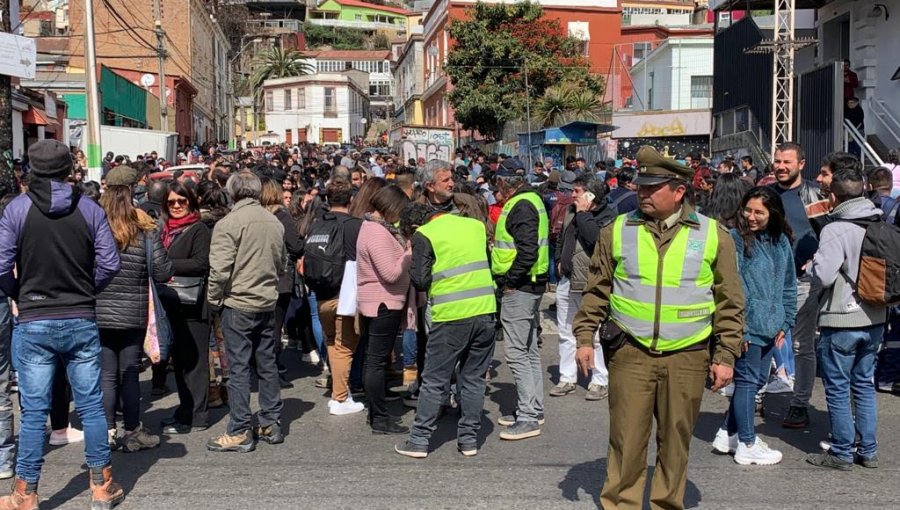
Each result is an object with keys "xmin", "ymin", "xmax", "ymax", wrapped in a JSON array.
[{"xmin": 0, "ymin": 140, "xmax": 124, "ymax": 509}]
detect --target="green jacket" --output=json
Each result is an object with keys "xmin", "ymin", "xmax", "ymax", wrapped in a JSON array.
[{"xmin": 208, "ymin": 198, "xmax": 287, "ymax": 313}]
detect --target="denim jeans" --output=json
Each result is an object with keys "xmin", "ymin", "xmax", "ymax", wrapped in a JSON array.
[
  {"xmin": 402, "ymin": 329, "xmax": 417, "ymax": 367},
  {"xmin": 817, "ymin": 325, "xmax": 884, "ymax": 461},
  {"xmin": 221, "ymin": 308, "xmax": 283, "ymax": 435},
  {"xmin": 13, "ymin": 319, "xmax": 110, "ymax": 483},
  {"xmin": 875, "ymin": 307, "xmax": 900, "ymax": 390},
  {"xmin": 0, "ymin": 294, "xmax": 13, "ymax": 472},
  {"xmin": 307, "ymin": 292, "xmax": 326, "ymax": 359},
  {"xmin": 409, "ymin": 314, "xmax": 495, "ymax": 447},
  {"xmin": 723, "ymin": 343, "xmax": 775, "ymax": 444},
  {"xmin": 501, "ymin": 290, "xmax": 544, "ymax": 422},
  {"xmin": 773, "ymin": 330, "xmax": 795, "ymax": 379}
]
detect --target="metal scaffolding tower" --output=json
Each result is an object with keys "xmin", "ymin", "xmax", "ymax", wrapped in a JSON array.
[{"xmin": 745, "ymin": 1, "xmax": 815, "ymax": 155}]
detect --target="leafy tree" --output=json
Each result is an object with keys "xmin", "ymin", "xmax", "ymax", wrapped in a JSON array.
[
  {"xmin": 248, "ymin": 47, "xmax": 315, "ymax": 102},
  {"xmin": 535, "ymin": 84, "xmax": 606, "ymax": 127},
  {"xmin": 446, "ymin": 1, "xmax": 604, "ymax": 139}
]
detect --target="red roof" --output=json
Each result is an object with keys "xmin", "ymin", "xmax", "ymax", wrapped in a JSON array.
[
  {"xmin": 305, "ymin": 50, "xmax": 391, "ymax": 60},
  {"xmin": 334, "ymin": 0, "xmax": 409, "ymax": 16},
  {"xmin": 22, "ymin": 11, "xmax": 54, "ymax": 21}
]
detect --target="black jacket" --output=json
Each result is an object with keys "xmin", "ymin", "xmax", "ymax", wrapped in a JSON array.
[
  {"xmin": 557, "ymin": 203, "xmax": 617, "ymax": 290},
  {"xmin": 499, "ymin": 185, "xmax": 548, "ymax": 294},
  {"xmin": 96, "ymin": 229, "xmax": 174, "ymax": 330},
  {"xmin": 275, "ymin": 207, "xmax": 304, "ymax": 294},
  {"xmin": 163, "ymin": 220, "xmax": 211, "ymax": 319}
]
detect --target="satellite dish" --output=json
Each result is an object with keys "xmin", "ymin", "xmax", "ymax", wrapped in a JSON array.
[{"xmin": 140, "ymin": 74, "xmax": 155, "ymax": 87}]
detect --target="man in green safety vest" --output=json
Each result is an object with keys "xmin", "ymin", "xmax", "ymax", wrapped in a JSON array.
[
  {"xmin": 490, "ymin": 160, "xmax": 551, "ymax": 442},
  {"xmin": 573, "ymin": 146, "xmax": 745, "ymax": 510},
  {"xmin": 394, "ymin": 204, "xmax": 496, "ymax": 459}
]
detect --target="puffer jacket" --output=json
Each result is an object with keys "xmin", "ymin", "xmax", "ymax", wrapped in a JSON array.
[{"xmin": 96, "ymin": 227, "xmax": 174, "ymax": 330}]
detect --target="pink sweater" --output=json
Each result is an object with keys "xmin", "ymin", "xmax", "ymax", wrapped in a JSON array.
[{"xmin": 356, "ymin": 220, "xmax": 411, "ymax": 318}]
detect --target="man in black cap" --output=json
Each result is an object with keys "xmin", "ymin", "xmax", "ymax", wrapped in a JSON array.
[
  {"xmin": 0, "ymin": 140, "xmax": 124, "ymax": 508},
  {"xmin": 573, "ymin": 145, "xmax": 744, "ymax": 510}
]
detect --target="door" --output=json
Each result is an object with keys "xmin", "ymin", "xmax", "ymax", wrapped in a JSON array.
[
  {"xmin": 285, "ymin": 129, "xmax": 293, "ymax": 145},
  {"xmin": 322, "ymin": 128, "xmax": 341, "ymax": 143},
  {"xmin": 298, "ymin": 128, "xmax": 307, "ymax": 143}
]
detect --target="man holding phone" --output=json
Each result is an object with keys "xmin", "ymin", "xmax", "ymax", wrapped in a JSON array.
[
  {"xmin": 572, "ymin": 146, "xmax": 744, "ymax": 510},
  {"xmin": 550, "ymin": 174, "xmax": 617, "ymax": 400}
]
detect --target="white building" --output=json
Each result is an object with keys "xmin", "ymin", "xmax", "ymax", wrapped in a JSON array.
[
  {"xmin": 629, "ymin": 36, "xmax": 714, "ymax": 111},
  {"xmin": 305, "ymin": 50, "xmax": 394, "ymax": 119},
  {"xmin": 262, "ymin": 72, "xmax": 370, "ymax": 145},
  {"xmin": 391, "ymin": 31, "xmax": 425, "ymax": 127}
]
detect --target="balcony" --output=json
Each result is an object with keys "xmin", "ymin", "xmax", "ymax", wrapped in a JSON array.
[
  {"xmin": 245, "ymin": 19, "xmax": 303, "ymax": 36},
  {"xmin": 307, "ymin": 18, "xmax": 405, "ymax": 32}
]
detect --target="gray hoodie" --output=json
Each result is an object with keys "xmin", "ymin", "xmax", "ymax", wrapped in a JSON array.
[{"xmin": 810, "ymin": 197, "xmax": 888, "ymax": 328}]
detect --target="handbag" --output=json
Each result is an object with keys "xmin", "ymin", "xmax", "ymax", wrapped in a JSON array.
[
  {"xmin": 144, "ymin": 234, "xmax": 174, "ymax": 363},
  {"xmin": 336, "ymin": 260, "xmax": 358, "ymax": 316},
  {"xmin": 158, "ymin": 275, "xmax": 205, "ymax": 306}
]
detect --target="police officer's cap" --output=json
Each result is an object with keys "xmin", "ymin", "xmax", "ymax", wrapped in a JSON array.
[{"xmin": 632, "ymin": 146, "xmax": 694, "ymax": 186}]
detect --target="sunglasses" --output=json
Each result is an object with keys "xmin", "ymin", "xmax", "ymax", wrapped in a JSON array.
[{"xmin": 167, "ymin": 198, "xmax": 189, "ymax": 207}]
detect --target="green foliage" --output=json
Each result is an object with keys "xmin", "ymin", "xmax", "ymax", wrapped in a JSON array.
[
  {"xmin": 535, "ymin": 84, "xmax": 606, "ymax": 127},
  {"xmin": 248, "ymin": 47, "xmax": 315, "ymax": 104},
  {"xmin": 304, "ymin": 22, "xmax": 367, "ymax": 50},
  {"xmin": 445, "ymin": 1, "xmax": 604, "ymax": 139}
]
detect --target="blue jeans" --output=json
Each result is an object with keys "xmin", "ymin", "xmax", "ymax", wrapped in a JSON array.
[
  {"xmin": 723, "ymin": 343, "xmax": 775, "ymax": 444},
  {"xmin": 402, "ymin": 329, "xmax": 417, "ymax": 367},
  {"xmin": 0, "ymin": 294, "xmax": 13, "ymax": 472},
  {"xmin": 876, "ymin": 307, "xmax": 900, "ymax": 390},
  {"xmin": 13, "ymin": 319, "xmax": 110, "ymax": 483},
  {"xmin": 817, "ymin": 325, "xmax": 884, "ymax": 461},
  {"xmin": 307, "ymin": 292, "xmax": 326, "ymax": 359},
  {"xmin": 773, "ymin": 330, "xmax": 795, "ymax": 378}
]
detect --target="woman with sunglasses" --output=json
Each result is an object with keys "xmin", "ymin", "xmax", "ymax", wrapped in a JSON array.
[{"xmin": 159, "ymin": 181, "xmax": 212, "ymax": 435}]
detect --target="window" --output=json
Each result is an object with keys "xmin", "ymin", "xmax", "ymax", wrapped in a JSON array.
[
  {"xmin": 284, "ymin": 89, "xmax": 292, "ymax": 111},
  {"xmin": 265, "ymin": 90, "xmax": 274, "ymax": 112},
  {"xmin": 324, "ymin": 87, "xmax": 336, "ymax": 115},
  {"xmin": 691, "ymin": 75, "xmax": 713, "ymax": 109},
  {"xmin": 633, "ymin": 42, "xmax": 652, "ymax": 63},
  {"xmin": 297, "ymin": 87, "xmax": 305, "ymax": 109},
  {"xmin": 355, "ymin": 14, "xmax": 362, "ymax": 21}
]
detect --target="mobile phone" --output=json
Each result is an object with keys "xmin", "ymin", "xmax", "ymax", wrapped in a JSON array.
[{"xmin": 583, "ymin": 191, "xmax": 596, "ymax": 203}]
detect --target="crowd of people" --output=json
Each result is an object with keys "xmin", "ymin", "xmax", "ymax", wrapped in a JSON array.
[{"xmin": 0, "ymin": 137, "xmax": 899, "ymax": 509}]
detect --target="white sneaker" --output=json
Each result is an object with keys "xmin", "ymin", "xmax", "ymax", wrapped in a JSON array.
[
  {"xmin": 712, "ymin": 428, "xmax": 738, "ymax": 454},
  {"xmin": 329, "ymin": 397, "xmax": 365, "ymax": 416},
  {"xmin": 307, "ymin": 350, "xmax": 321, "ymax": 365},
  {"xmin": 718, "ymin": 382, "xmax": 735, "ymax": 397},
  {"xmin": 734, "ymin": 437, "xmax": 782, "ymax": 465},
  {"xmin": 765, "ymin": 376, "xmax": 794, "ymax": 394},
  {"xmin": 49, "ymin": 427, "xmax": 85, "ymax": 446}
]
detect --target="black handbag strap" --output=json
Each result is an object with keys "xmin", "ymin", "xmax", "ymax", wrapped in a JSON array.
[{"xmin": 144, "ymin": 231, "xmax": 154, "ymax": 278}]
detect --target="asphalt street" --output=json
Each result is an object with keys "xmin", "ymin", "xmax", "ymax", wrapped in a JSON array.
[{"xmin": 25, "ymin": 303, "xmax": 900, "ymax": 510}]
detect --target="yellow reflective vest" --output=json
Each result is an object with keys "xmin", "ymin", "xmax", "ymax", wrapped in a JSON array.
[
  {"xmin": 609, "ymin": 213, "xmax": 719, "ymax": 352},
  {"xmin": 417, "ymin": 214, "xmax": 496, "ymax": 322},
  {"xmin": 491, "ymin": 191, "xmax": 549, "ymax": 280}
]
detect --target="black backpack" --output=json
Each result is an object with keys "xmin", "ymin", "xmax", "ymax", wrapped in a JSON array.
[
  {"xmin": 841, "ymin": 218, "xmax": 900, "ymax": 307},
  {"xmin": 303, "ymin": 213, "xmax": 353, "ymax": 296}
]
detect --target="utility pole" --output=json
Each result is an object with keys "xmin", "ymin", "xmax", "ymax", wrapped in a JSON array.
[
  {"xmin": 523, "ymin": 61, "xmax": 533, "ymax": 170},
  {"xmin": 0, "ymin": 0, "xmax": 12, "ymax": 169},
  {"xmin": 84, "ymin": 0, "xmax": 103, "ymax": 182},
  {"xmin": 153, "ymin": 0, "xmax": 168, "ymax": 132}
]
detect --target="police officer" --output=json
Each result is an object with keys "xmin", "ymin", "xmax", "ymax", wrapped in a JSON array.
[
  {"xmin": 395, "ymin": 205, "xmax": 497, "ymax": 459},
  {"xmin": 492, "ymin": 163, "xmax": 551, "ymax": 441},
  {"xmin": 573, "ymin": 146, "xmax": 744, "ymax": 510}
]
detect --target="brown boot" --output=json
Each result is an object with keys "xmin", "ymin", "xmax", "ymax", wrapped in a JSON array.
[
  {"xmin": 208, "ymin": 384, "xmax": 224, "ymax": 408},
  {"xmin": 89, "ymin": 466, "xmax": 124, "ymax": 510},
  {"xmin": 402, "ymin": 366, "xmax": 418, "ymax": 387},
  {"xmin": 0, "ymin": 479, "xmax": 39, "ymax": 510}
]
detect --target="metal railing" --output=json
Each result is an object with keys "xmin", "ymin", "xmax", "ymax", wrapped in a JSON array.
[
  {"xmin": 843, "ymin": 119, "xmax": 884, "ymax": 168},
  {"xmin": 868, "ymin": 97, "xmax": 900, "ymax": 149}
]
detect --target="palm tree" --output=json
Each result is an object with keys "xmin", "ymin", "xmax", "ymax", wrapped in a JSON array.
[
  {"xmin": 534, "ymin": 84, "xmax": 605, "ymax": 127},
  {"xmin": 247, "ymin": 47, "xmax": 315, "ymax": 104}
]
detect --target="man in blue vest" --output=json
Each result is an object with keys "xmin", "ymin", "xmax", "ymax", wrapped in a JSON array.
[
  {"xmin": 395, "ymin": 204, "xmax": 496, "ymax": 458},
  {"xmin": 573, "ymin": 146, "xmax": 744, "ymax": 510},
  {"xmin": 491, "ymin": 165, "xmax": 551, "ymax": 441}
]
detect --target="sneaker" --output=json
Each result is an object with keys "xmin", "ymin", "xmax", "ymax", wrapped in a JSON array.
[
  {"xmin": 458, "ymin": 443, "xmax": 478, "ymax": 457},
  {"xmin": 301, "ymin": 350, "xmax": 322, "ymax": 366},
  {"xmin": 402, "ymin": 393, "xmax": 419, "ymax": 408},
  {"xmin": 314, "ymin": 374, "xmax": 332, "ymax": 389},
  {"xmin": 765, "ymin": 376, "xmax": 794, "ymax": 394},
  {"xmin": 328, "ymin": 397, "xmax": 365, "ymax": 416},
  {"xmin": 498, "ymin": 412, "xmax": 545, "ymax": 427},
  {"xmin": 394, "ymin": 441, "xmax": 428, "ymax": 459},
  {"xmin": 782, "ymin": 406, "xmax": 810, "ymax": 429},
  {"xmin": 0, "ymin": 466, "xmax": 13, "ymax": 480},
  {"xmin": 734, "ymin": 437, "xmax": 783, "ymax": 465},
  {"xmin": 256, "ymin": 422, "xmax": 284, "ymax": 445},
  {"xmin": 549, "ymin": 382, "xmax": 576, "ymax": 397},
  {"xmin": 854, "ymin": 453, "xmax": 878, "ymax": 469},
  {"xmin": 717, "ymin": 382, "xmax": 735, "ymax": 397},
  {"xmin": 121, "ymin": 426, "xmax": 161, "ymax": 453},
  {"xmin": 371, "ymin": 420, "xmax": 409, "ymax": 435},
  {"xmin": 107, "ymin": 429, "xmax": 118, "ymax": 451},
  {"xmin": 712, "ymin": 428, "xmax": 738, "ymax": 454},
  {"xmin": 206, "ymin": 430, "xmax": 256, "ymax": 453},
  {"xmin": 585, "ymin": 384, "xmax": 609, "ymax": 401},
  {"xmin": 151, "ymin": 384, "xmax": 170, "ymax": 397},
  {"xmin": 49, "ymin": 427, "xmax": 84, "ymax": 446},
  {"xmin": 806, "ymin": 451, "xmax": 852, "ymax": 471},
  {"xmin": 499, "ymin": 420, "xmax": 542, "ymax": 441}
]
